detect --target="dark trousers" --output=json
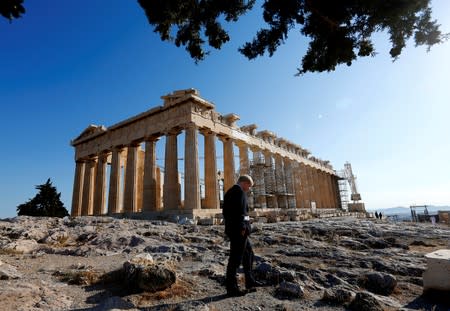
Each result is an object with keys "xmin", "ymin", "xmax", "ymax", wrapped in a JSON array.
[{"xmin": 225, "ymin": 233, "xmax": 255, "ymax": 291}]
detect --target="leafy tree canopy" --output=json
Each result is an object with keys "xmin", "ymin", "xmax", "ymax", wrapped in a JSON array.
[
  {"xmin": 3, "ymin": 0, "xmax": 448, "ymax": 74},
  {"xmin": 0, "ymin": 0, "xmax": 25, "ymax": 21},
  {"xmin": 17, "ymin": 178, "xmax": 69, "ymax": 218}
]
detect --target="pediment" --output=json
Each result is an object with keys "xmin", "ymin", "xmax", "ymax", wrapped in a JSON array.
[{"xmin": 73, "ymin": 124, "xmax": 106, "ymax": 142}]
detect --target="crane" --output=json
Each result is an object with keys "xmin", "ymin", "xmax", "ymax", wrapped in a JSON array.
[
  {"xmin": 343, "ymin": 162, "xmax": 362, "ymax": 202},
  {"xmin": 341, "ymin": 162, "xmax": 365, "ymax": 212}
]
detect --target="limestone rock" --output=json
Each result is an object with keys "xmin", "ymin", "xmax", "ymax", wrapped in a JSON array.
[
  {"xmin": 92, "ymin": 296, "xmax": 139, "ymax": 311},
  {"xmin": 423, "ymin": 249, "xmax": 450, "ymax": 293},
  {"xmin": 349, "ymin": 292, "xmax": 383, "ymax": 311},
  {"xmin": 0, "ymin": 261, "xmax": 22, "ymax": 279},
  {"xmin": 275, "ymin": 281, "xmax": 305, "ymax": 299},
  {"xmin": 0, "ymin": 216, "xmax": 449, "ymax": 310},
  {"xmin": 359, "ymin": 271, "xmax": 397, "ymax": 295},
  {"xmin": 322, "ymin": 286, "xmax": 355, "ymax": 304},
  {"xmin": 123, "ymin": 258, "xmax": 176, "ymax": 292},
  {"xmin": 3, "ymin": 239, "xmax": 39, "ymax": 254}
]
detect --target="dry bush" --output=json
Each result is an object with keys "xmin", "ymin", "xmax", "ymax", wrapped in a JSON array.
[
  {"xmin": 266, "ymin": 213, "xmax": 279, "ymax": 223},
  {"xmin": 0, "ymin": 248, "xmax": 20, "ymax": 255},
  {"xmin": 54, "ymin": 269, "xmax": 102, "ymax": 285},
  {"xmin": 55, "ymin": 235, "xmax": 70, "ymax": 246},
  {"xmin": 137, "ymin": 278, "xmax": 192, "ymax": 303}
]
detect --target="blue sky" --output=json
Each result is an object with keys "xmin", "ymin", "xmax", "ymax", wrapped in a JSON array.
[{"xmin": 1, "ymin": 1, "xmax": 449, "ymax": 218}]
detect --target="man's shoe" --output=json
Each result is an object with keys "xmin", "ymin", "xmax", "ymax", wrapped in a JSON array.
[
  {"xmin": 246, "ymin": 287, "xmax": 257, "ymax": 293},
  {"xmin": 246, "ymin": 280, "xmax": 264, "ymax": 289},
  {"xmin": 226, "ymin": 289, "xmax": 247, "ymax": 297}
]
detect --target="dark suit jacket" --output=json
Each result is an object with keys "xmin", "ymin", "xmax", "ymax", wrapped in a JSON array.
[{"xmin": 222, "ymin": 184, "xmax": 251, "ymax": 237}]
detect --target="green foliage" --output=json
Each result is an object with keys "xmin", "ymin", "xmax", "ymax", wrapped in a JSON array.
[
  {"xmin": 139, "ymin": 0, "xmax": 447, "ymax": 74},
  {"xmin": 138, "ymin": 0, "xmax": 256, "ymax": 62},
  {"xmin": 3, "ymin": 1, "xmax": 447, "ymax": 74},
  {"xmin": 16, "ymin": 178, "xmax": 69, "ymax": 218},
  {"xmin": 0, "ymin": 0, "xmax": 25, "ymax": 20}
]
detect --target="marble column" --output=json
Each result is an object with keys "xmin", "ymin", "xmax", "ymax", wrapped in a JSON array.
[
  {"xmin": 315, "ymin": 170, "xmax": 322, "ymax": 209},
  {"xmin": 123, "ymin": 143, "xmax": 140, "ymax": 213},
  {"xmin": 136, "ymin": 148, "xmax": 145, "ymax": 212},
  {"xmin": 184, "ymin": 123, "xmax": 201, "ymax": 210},
  {"xmin": 320, "ymin": 171, "xmax": 328, "ymax": 208},
  {"xmin": 263, "ymin": 151, "xmax": 277, "ymax": 209},
  {"xmin": 251, "ymin": 148, "xmax": 267, "ymax": 209},
  {"xmin": 312, "ymin": 168, "xmax": 321, "ymax": 209},
  {"xmin": 237, "ymin": 142, "xmax": 253, "ymax": 209},
  {"xmin": 71, "ymin": 160, "xmax": 85, "ymax": 216},
  {"xmin": 324, "ymin": 173, "xmax": 333, "ymax": 209},
  {"xmin": 163, "ymin": 130, "xmax": 181, "ymax": 210},
  {"xmin": 318, "ymin": 171, "xmax": 325, "ymax": 208},
  {"xmin": 299, "ymin": 163, "xmax": 309, "ymax": 209},
  {"xmin": 202, "ymin": 129, "xmax": 219, "ymax": 209},
  {"xmin": 156, "ymin": 166, "xmax": 162, "ymax": 207},
  {"xmin": 81, "ymin": 158, "xmax": 96, "ymax": 215},
  {"xmin": 292, "ymin": 162, "xmax": 303, "ymax": 209},
  {"xmin": 275, "ymin": 154, "xmax": 288, "ymax": 209},
  {"xmin": 284, "ymin": 158, "xmax": 296, "ymax": 209},
  {"xmin": 93, "ymin": 153, "xmax": 108, "ymax": 215},
  {"xmin": 238, "ymin": 143, "xmax": 249, "ymax": 175},
  {"xmin": 108, "ymin": 147, "xmax": 123, "ymax": 214},
  {"xmin": 142, "ymin": 136, "xmax": 160, "ymax": 212},
  {"xmin": 331, "ymin": 175, "xmax": 342, "ymax": 209},
  {"xmin": 221, "ymin": 136, "xmax": 235, "ymax": 193},
  {"xmin": 306, "ymin": 165, "xmax": 315, "ymax": 209}
]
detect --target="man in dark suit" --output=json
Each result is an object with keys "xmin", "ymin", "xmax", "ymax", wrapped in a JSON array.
[{"xmin": 222, "ymin": 175, "xmax": 261, "ymax": 297}]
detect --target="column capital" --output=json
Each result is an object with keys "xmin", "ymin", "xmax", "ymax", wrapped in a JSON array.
[
  {"xmin": 218, "ymin": 134, "xmax": 233, "ymax": 143},
  {"xmin": 199, "ymin": 127, "xmax": 214, "ymax": 136},
  {"xmin": 97, "ymin": 152, "xmax": 108, "ymax": 161},
  {"xmin": 274, "ymin": 153, "xmax": 283, "ymax": 160},
  {"xmin": 144, "ymin": 134, "xmax": 160, "ymax": 142},
  {"xmin": 165, "ymin": 127, "xmax": 182, "ymax": 136},
  {"xmin": 128, "ymin": 141, "xmax": 141, "ymax": 147},
  {"xmin": 250, "ymin": 146, "xmax": 260, "ymax": 153},
  {"xmin": 112, "ymin": 145, "xmax": 125, "ymax": 152},
  {"xmin": 87, "ymin": 156, "xmax": 98, "ymax": 164},
  {"xmin": 235, "ymin": 140, "xmax": 248, "ymax": 148},
  {"xmin": 262, "ymin": 149, "xmax": 272, "ymax": 158},
  {"xmin": 183, "ymin": 122, "xmax": 198, "ymax": 130}
]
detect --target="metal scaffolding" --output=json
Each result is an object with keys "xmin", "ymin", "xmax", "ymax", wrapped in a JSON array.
[
  {"xmin": 337, "ymin": 175, "xmax": 349, "ymax": 211},
  {"xmin": 249, "ymin": 154, "xmax": 295, "ymax": 209}
]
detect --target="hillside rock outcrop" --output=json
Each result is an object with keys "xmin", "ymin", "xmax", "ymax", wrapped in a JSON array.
[{"xmin": 0, "ymin": 216, "xmax": 449, "ymax": 310}]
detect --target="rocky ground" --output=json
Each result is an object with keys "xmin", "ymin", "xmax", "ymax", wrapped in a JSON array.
[{"xmin": 0, "ymin": 215, "xmax": 449, "ymax": 311}]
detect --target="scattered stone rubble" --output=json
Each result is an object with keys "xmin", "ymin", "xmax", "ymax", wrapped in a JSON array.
[{"xmin": 0, "ymin": 216, "xmax": 449, "ymax": 310}]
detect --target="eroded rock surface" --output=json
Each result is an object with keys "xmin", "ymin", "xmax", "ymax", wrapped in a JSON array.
[{"xmin": 0, "ymin": 216, "xmax": 449, "ymax": 310}]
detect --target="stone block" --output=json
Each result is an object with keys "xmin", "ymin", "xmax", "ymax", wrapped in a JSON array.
[
  {"xmin": 197, "ymin": 217, "xmax": 214, "ymax": 225},
  {"xmin": 423, "ymin": 249, "xmax": 450, "ymax": 293},
  {"xmin": 255, "ymin": 217, "xmax": 268, "ymax": 223}
]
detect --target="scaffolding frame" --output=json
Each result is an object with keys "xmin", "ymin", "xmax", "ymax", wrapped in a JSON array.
[{"xmin": 249, "ymin": 154, "xmax": 295, "ymax": 210}]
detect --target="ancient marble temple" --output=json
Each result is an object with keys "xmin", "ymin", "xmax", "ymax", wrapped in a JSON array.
[{"xmin": 70, "ymin": 89, "xmax": 342, "ymax": 221}]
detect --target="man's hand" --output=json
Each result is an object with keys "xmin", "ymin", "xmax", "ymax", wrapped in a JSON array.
[{"xmin": 241, "ymin": 229, "xmax": 246, "ymax": 237}]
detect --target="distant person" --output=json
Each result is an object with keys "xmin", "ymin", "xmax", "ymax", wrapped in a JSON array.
[
  {"xmin": 222, "ymin": 175, "xmax": 262, "ymax": 297},
  {"xmin": 379, "ymin": 212, "xmax": 383, "ymax": 219},
  {"xmin": 431, "ymin": 216, "xmax": 436, "ymax": 225},
  {"xmin": 375, "ymin": 211, "xmax": 379, "ymax": 219}
]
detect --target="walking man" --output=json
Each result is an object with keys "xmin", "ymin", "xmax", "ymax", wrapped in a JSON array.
[{"xmin": 222, "ymin": 175, "xmax": 262, "ymax": 297}]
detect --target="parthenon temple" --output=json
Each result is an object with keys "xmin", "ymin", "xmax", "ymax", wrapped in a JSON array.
[{"xmin": 71, "ymin": 89, "xmax": 344, "ymax": 222}]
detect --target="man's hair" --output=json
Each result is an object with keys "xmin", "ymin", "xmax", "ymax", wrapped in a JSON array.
[{"xmin": 237, "ymin": 175, "xmax": 254, "ymax": 186}]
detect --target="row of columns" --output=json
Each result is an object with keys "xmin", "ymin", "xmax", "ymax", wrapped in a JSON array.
[
  {"xmin": 71, "ymin": 125, "xmax": 340, "ymax": 216},
  {"xmin": 247, "ymin": 149, "xmax": 339, "ymax": 211}
]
